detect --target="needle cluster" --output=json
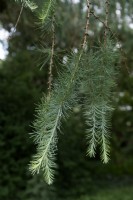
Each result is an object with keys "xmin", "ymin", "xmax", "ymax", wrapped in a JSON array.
[
  {"xmin": 82, "ymin": 40, "xmax": 119, "ymax": 163},
  {"xmin": 15, "ymin": 0, "xmax": 38, "ymax": 10},
  {"xmin": 29, "ymin": 52, "xmax": 85, "ymax": 184}
]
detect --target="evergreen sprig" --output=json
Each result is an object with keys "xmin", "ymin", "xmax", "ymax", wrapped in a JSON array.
[
  {"xmin": 83, "ymin": 39, "xmax": 119, "ymax": 163},
  {"xmin": 39, "ymin": 0, "xmax": 56, "ymax": 24},
  {"xmin": 29, "ymin": 52, "xmax": 84, "ymax": 184}
]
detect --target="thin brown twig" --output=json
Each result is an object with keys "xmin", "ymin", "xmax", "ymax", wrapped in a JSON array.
[
  {"xmin": 104, "ymin": 0, "xmax": 109, "ymax": 45},
  {"xmin": 8, "ymin": 4, "xmax": 24, "ymax": 40},
  {"xmin": 91, "ymin": 8, "xmax": 129, "ymax": 74},
  {"xmin": 82, "ymin": 0, "xmax": 91, "ymax": 50},
  {"xmin": 61, "ymin": 0, "xmax": 91, "ymax": 103},
  {"xmin": 90, "ymin": 10, "xmax": 116, "ymax": 38},
  {"xmin": 48, "ymin": 15, "xmax": 55, "ymax": 97}
]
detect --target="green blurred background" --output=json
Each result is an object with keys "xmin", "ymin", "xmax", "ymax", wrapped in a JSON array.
[{"xmin": 0, "ymin": 0, "xmax": 133, "ymax": 199}]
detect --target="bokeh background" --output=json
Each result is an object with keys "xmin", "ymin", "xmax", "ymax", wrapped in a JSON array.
[{"xmin": 0, "ymin": 0, "xmax": 133, "ymax": 199}]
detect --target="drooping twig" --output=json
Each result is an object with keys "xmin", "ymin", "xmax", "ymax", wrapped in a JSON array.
[
  {"xmin": 8, "ymin": 4, "xmax": 24, "ymax": 40},
  {"xmin": 90, "ymin": 10, "xmax": 116, "ymax": 38},
  {"xmin": 90, "ymin": 10, "xmax": 129, "ymax": 73},
  {"xmin": 104, "ymin": 0, "xmax": 110, "ymax": 44},
  {"xmin": 48, "ymin": 15, "xmax": 55, "ymax": 97},
  {"xmin": 82, "ymin": 0, "xmax": 91, "ymax": 50}
]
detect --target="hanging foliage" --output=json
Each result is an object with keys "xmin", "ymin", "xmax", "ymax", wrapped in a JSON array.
[{"xmin": 14, "ymin": 0, "xmax": 120, "ymax": 184}]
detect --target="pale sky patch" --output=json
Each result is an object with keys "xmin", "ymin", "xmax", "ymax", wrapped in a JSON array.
[{"xmin": 0, "ymin": 28, "xmax": 9, "ymax": 60}]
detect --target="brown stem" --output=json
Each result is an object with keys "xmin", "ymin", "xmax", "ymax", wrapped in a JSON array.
[
  {"xmin": 48, "ymin": 16, "xmax": 55, "ymax": 97},
  {"xmin": 82, "ymin": 0, "xmax": 91, "ymax": 50},
  {"xmin": 91, "ymin": 10, "xmax": 129, "ymax": 73},
  {"xmin": 104, "ymin": 0, "xmax": 109, "ymax": 45},
  {"xmin": 90, "ymin": 10, "xmax": 116, "ymax": 39},
  {"xmin": 8, "ymin": 4, "xmax": 24, "ymax": 40}
]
